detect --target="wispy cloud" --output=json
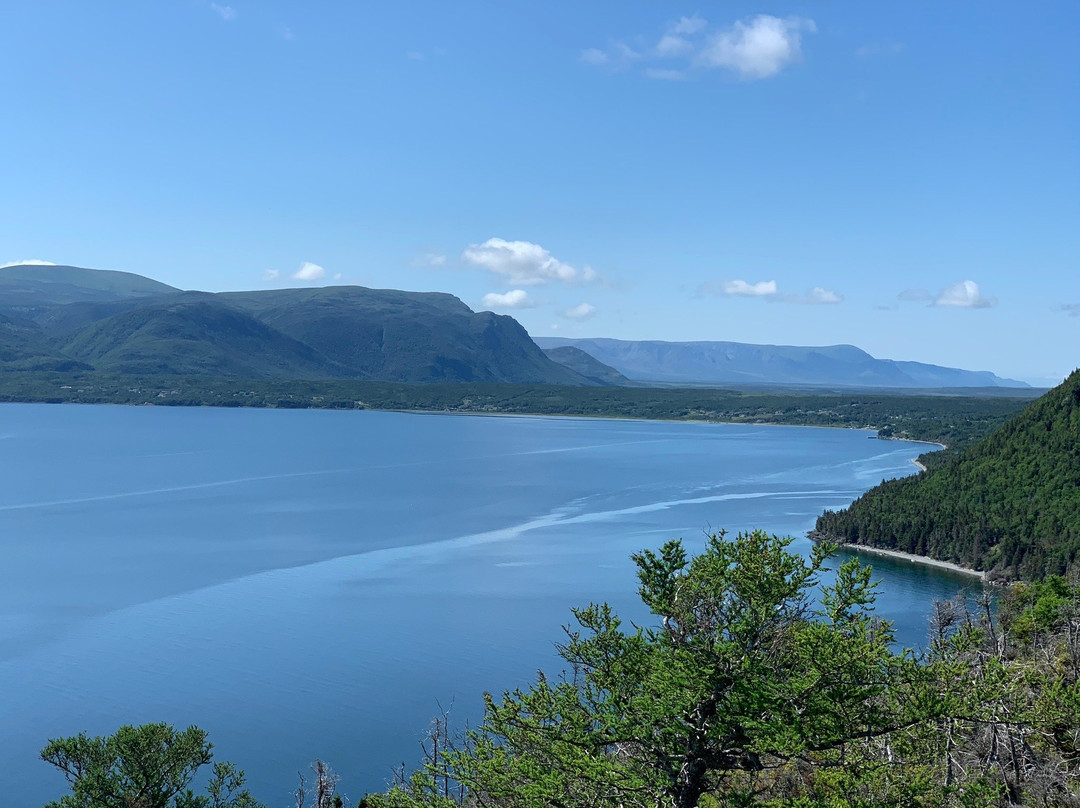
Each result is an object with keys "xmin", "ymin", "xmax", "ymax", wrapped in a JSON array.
[
  {"xmin": 481, "ymin": 289, "xmax": 534, "ymax": 309},
  {"xmin": 210, "ymin": 3, "xmax": 237, "ymax": 22},
  {"xmin": 292, "ymin": 261, "xmax": 325, "ymax": 282},
  {"xmin": 934, "ymin": 280, "xmax": 996, "ymax": 309},
  {"xmin": 562, "ymin": 302, "xmax": 597, "ymax": 320},
  {"xmin": 463, "ymin": 238, "xmax": 587, "ymax": 286},
  {"xmin": 0, "ymin": 259, "xmax": 56, "ymax": 269},
  {"xmin": 262, "ymin": 269, "xmax": 280, "ymax": 281},
  {"xmin": 697, "ymin": 278, "xmax": 841, "ymax": 304},
  {"xmin": 582, "ymin": 14, "xmax": 815, "ymax": 82},
  {"xmin": 720, "ymin": 279, "xmax": 778, "ymax": 297},
  {"xmin": 1061, "ymin": 303, "xmax": 1080, "ymax": 317},
  {"xmin": 412, "ymin": 251, "xmax": 446, "ymax": 268},
  {"xmin": 786, "ymin": 286, "xmax": 842, "ymax": 305}
]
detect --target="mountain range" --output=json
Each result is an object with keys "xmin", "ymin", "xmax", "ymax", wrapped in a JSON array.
[
  {"xmin": 535, "ymin": 337, "xmax": 1027, "ymax": 389},
  {"xmin": 0, "ymin": 264, "xmax": 1026, "ymax": 389},
  {"xmin": 0, "ymin": 265, "xmax": 593, "ymax": 384}
]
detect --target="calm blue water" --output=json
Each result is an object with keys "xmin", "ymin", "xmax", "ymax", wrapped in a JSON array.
[{"xmin": 0, "ymin": 404, "xmax": 977, "ymax": 805}]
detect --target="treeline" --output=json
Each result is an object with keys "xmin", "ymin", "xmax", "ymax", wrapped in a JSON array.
[
  {"xmin": 0, "ymin": 372, "xmax": 1033, "ymax": 452},
  {"xmin": 816, "ymin": 369, "xmax": 1080, "ymax": 581},
  {"xmin": 41, "ymin": 532, "xmax": 1080, "ymax": 807}
]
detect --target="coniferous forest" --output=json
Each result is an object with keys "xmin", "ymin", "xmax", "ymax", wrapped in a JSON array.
[{"xmin": 815, "ymin": 370, "xmax": 1080, "ymax": 580}]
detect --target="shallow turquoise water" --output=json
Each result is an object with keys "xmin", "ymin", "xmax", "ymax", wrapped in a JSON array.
[{"xmin": 0, "ymin": 404, "xmax": 977, "ymax": 804}]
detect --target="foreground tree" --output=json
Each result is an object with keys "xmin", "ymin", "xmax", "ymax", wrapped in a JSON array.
[
  {"xmin": 381, "ymin": 530, "xmax": 931, "ymax": 808},
  {"xmin": 41, "ymin": 722, "xmax": 264, "ymax": 808}
]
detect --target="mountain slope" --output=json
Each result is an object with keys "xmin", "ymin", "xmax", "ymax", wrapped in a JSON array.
[
  {"xmin": 535, "ymin": 337, "xmax": 1027, "ymax": 389},
  {"xmin": 543, "ymin": 346, "xmax": 630, "ymax": 386},
  {"xmin": 60, "ymin": 297, "xmax": 351, "ymax": 378},
  {"xmin": 220, "ymin": 287, "xmax": 593, "ymax": 385},
  {"xmin": 814, "ymin": 369, "xmax": 1080, "ymax": 580},
  {"xmin": 0, "ymin": 313, "xmax": 93, "ymax": 372}
]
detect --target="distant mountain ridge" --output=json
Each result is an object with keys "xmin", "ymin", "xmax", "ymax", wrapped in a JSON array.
[{"xmin": 535, "ymin": 337, "xmax": 1027, "ymax": 389}]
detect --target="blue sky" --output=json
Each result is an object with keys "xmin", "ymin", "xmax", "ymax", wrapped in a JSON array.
[{"xmin": 1, "ymin": 2, "xmax": 1076, "ymax": 385}]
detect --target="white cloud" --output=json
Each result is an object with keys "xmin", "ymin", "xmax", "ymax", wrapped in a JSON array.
[
  {"xmin": 263, "ymin": 269, "xmax": 280, "ymax": 281},
  {"xmin": 463, "ymin": 238, "xmax": 582, "ymax": 285},
  {"xmin": 698, "ymin": 15, "xmax": 815, "ymax": 79},
  {"xmin": 412, "ymin": 251, "xmax": 446, "ymax": 267},
  {"xmin": 583, "ymin": 14, "xmax": 813, "ymax": 82},
  {"xmin": 934, "ymin": 280, "xmax": 996, "ymax": 309},
  {"xmin": 698, "ymin": 279, "xmax": 841, "ymax": 304},
  {"xmin": 562, "ymin": 302, "xmax": 597, "ymax": 320},
  {"xmin": 722, "ymin": 279, "xmax": 778, "ymax": 297},
  {"xmin": 210, "ymin": 3, "xmax": 237, "ymax": 21},
  {"xmin": 406, "ymin": 51, "xmax": 424, "ymax": 61},
  {"xmin": 800, "ymin": 286, "xmax": 843, "ymax": 305},
  {"xmin": 481, "ymin": 289, "xmax": 534, "ymax": 309},
  {"xmin": 0, "ymin": 259, "xmax": 56, "ymax": 268},
  {"xmin": 292, "ymin": 261, "xmax": 326, "ymax": 282}
]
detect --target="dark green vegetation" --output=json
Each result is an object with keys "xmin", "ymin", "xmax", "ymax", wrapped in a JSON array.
[
  {"xmin": 0, "ymin": 266, "xmax": 592, "ymax": 384},
  {"xmin": 536, "ymin": 337, "xmax": 1028, "ymax": 389},
  {"xmin": 815, "ymin": 370, "xmax": 1080, "ymax": 581},
  {"xmin": 45, "ymin": 534, "xmax": 1080, "ymax": 807},
  {"xmin": 41, "ymin": 723, "xmax": 262, "ymax": 808},
  {"xmin": 0, "ymin": 372, "xmax": 1032, "ymax": 454}
]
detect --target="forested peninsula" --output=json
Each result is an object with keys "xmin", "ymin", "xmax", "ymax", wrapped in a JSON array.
[{"xmin": 815, "ymin": 369, "xmax": 1080, "ymax": 581}]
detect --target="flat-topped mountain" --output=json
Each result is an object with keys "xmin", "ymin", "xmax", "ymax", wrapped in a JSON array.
[
  {"xmin": 0, "ymin": 265, "xmax": 592, "ymax": 384},
  {"xmin": 0, "ymin": 264, "xmax": 179, "ymax": 304},
  {"xmin": 534, "ymin": 337, "xmax": 1027, "ymax": 389},
  {"xmin": 815, "ymin": 369, "xmax": 1080, "ymax": 580}
]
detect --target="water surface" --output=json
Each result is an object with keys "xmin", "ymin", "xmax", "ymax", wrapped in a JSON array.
[{"xmin": 0, "ymin": 405, "xmax": 977, "ymax": 805}]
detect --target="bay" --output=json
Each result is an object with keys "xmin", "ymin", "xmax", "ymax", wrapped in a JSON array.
[{"xmin": 0, "ymin": 404, "xmax": 978, "ymax": 805}]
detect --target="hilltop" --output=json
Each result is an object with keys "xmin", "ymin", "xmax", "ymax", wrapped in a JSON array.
[{"xmin": 814, "ymin": 369, "xmax": 1080, "ymax": 580}]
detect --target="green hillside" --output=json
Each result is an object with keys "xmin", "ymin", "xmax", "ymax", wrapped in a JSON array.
[
  {"xmin": 0, "ymin": 313, "xmax": 92, "ymax": 372},
  {"xmin": 220, "ymin": 286, "xmax": 593, "ymax": 384},
  {"xmin": 59, "ymin": 297, "xmax": 351, "ymax": 378},
  {"xmin": 814, "ymin": 369, "xmax": 1080, "ymax": 580}
]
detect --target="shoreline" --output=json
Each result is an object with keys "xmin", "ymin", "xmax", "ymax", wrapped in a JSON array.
[{"xmin": 836, "ymin": 542, "xmax": 986, "ymax": 580}]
